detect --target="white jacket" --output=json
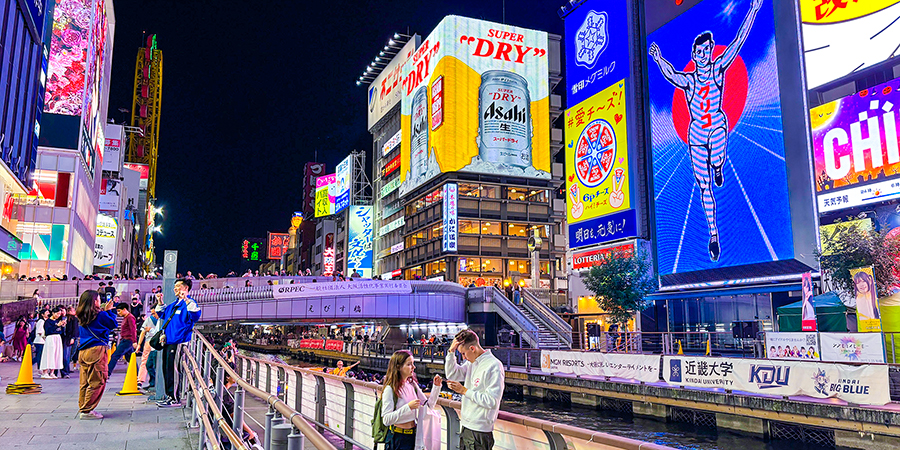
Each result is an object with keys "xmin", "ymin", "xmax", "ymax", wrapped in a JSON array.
[
  {"xmin": 445, "ymin": 349, "xmax": 504, "ymax": 433},
  {"xmin": 381, "ymin": 381, "xmax": 426, "ymax": 426}
]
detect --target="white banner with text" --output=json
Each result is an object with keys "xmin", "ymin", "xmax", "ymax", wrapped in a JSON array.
[
  {"xmin": 819, "ymin": 332, "xmax": 886, "ymax": 364},
  {"xmin": 272, "ymin": 281, "xmax": 412, "ymax": 299},
  {"xmin": 663, "ymin": 356, "xmax": 889, "ymax": 405},
  {"xmin": 540, "ymin": 351, "xmax": 660, "ymax": 383}
]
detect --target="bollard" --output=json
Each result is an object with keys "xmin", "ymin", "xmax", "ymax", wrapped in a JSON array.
[
  {"xmin": 149, "ymin": 349, "xmax": 167, "ymax": 402},
  {"xmin": 232, "ymin": 387, "xmax": 245, "ymax": 437},
  {"xmin": 270, "ymin": 423, "xmax": 293, "ymax": 450},
  {"xmin": 287, "ymin": 427, "xmax": 305, "ymax": 450}
]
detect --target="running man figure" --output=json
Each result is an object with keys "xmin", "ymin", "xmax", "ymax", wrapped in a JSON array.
[{"xmin": 649, "ymin": 0, "xmax": 762, "ymax": 261}]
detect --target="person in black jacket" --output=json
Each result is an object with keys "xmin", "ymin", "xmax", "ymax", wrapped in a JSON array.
[{"xmin": 62, "ymin": 305, "xmax": 79, "ymax": 377}]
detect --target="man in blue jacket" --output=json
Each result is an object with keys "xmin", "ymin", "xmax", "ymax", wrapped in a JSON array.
[{"xmin": 154, "ymin": 278, "xmax": 201, "ymax": 407}]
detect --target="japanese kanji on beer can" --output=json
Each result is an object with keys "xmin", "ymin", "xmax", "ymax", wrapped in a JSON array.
[
  {"xmin": 410, "ymin": 86, "xmax": 430, "ymax": 181},
  {"xmin": 477, "ymin": 70, "xmax": 532, "ymax": 168}
]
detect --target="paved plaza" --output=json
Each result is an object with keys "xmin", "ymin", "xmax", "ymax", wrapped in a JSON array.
[{"xmin": 0, "ymin": 360, "xmax": 197, "ymax": 450}]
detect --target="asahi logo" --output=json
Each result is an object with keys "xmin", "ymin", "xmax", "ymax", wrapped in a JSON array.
[{"xmin": 483, "ymin": 103, "xmax": 527, "ymax": 124}]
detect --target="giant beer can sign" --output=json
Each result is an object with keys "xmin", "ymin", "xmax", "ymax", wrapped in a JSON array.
[
  {"xmin": 400, "ymin": 16, "xmax": 551, "ymax": 197},
  {"xmin": 478, "ymin": 71, "xmax": 532, "ymax": 167}
]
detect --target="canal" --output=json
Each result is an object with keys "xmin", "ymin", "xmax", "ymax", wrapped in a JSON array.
[{"xmin": 240, "ymin": 350, "xmax": 839, "ymax": 450}]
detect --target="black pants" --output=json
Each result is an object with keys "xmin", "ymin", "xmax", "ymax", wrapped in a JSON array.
[
  {"xmin": 162, "ymin": 343, "xmax": 178, "ymax": 398},
  {"xmin": 460, "ymin": 428, "xmax": 494, "ymax": 450},
  {"xmin": 388, "ymin": 428, "xmax": 415, "ymax": 450}
]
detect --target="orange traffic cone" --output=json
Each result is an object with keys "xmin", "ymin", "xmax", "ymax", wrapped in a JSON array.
[
  {"xmin": 6, "ymin": 345, "xmax": 41, "ymax": 394},
  {"xmin": 107, "ymin": 344, "xmax": 116, "ymax": 362},
  {"xmin": 705, "ymin": 337, "xmax": 711, "ymax": 356},
  {"xmin": 677, "ymin": 340, "xmax": 684, "ymax": 355},
  {"xmin": 116, "ymin": 353, "xmax": 143, "ymax": 396}
]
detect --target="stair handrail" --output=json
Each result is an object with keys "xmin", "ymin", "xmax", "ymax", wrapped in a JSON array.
[
  {"xmin": 471, "ymin": 287, "xmax": 542, "ymax": 348},
  {"xmin": 521, "ymin": 289, "xmax": 573, "ymax": 348}
]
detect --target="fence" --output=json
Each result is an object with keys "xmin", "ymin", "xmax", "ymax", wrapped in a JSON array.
[{"xmin": 217, "ymin": 331, "xmax": 674, "ymax": 450}]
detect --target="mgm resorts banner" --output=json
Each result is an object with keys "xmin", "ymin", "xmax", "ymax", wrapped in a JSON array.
[
  {"xmin": 663, "ymin": 356, "xmax": 890, "ymax": 406},
  {"xmin": 272, "ymin": 281, "xmax": 412, "ymax": 299},
  {"xmin": 541, "ymin": 350, "xmax": 659, "ymax": 383}
]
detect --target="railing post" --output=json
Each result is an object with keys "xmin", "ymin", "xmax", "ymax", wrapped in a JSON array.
[
  {"xmin": 265, "ymin": 403, "xmax": 276, "ymax": 450},
  {"xmin": 232, "ymin": 387, "xmax": 245, "ymax": 437},
  {"xmin": 214, "ymin": 365, "xmax": 225, "ymax": 434},
  {"xmin": 271, "ymin": 423, "xmax": 293, "ymax": 450},
  {"xmin": 198, "ymin": 396, "xmax": 208, "ymax": 450},
  {"xmin": 287, "ymin": 426, "xmax": 305, "ymax": 450}
]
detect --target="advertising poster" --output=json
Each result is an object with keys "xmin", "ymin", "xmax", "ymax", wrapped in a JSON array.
[
  {"xmin": 565, "ymin": 81, "xmax": 630, "ymax": 234},
  {"xmin": 442, "ymin": 183, "xmax": 458, "ymax": 252},
  {"xmin": 347, "ymin": 206, "xmax": 373, "ymax": 278},
  {"xmin": 820, "ymin": 332, "xmax": 886, "ymax": 364},
  {"xmin": 765, "ymin": 332, "xmax": 820, "ymax": 360},
  {"xmin": 399, "ymin": 16, "xmax": 550, "ymax": 197},
  {"xmin": 335, "ymin": 156, "xmax": 351, "ymax": 213},
  {"xmin": 369, "ymin": 39, "xmax": 418, "ymax": 129},
  {"xmin": 851, "ymin": 266, "xmax": 882, "ymax": 332},
  {"xmin": 315, "ymin": 173, "xmax": 337, "ymax": 218},
  {"xmin": 565, "ymin": 0, "xmax": 631, "ymax": 106},
  {"xmin": 44, "ymin": 0, "xmax": 92, "ymax": 116},
  {"xmin": 664, "ymin": 356, "xmax": 890, "ymax": 405},
  {"xmin": 647, "ymin": 0, "xmax": 794, "ymax": 277},
  {"xmin": 801, "ymin": 0, "xmax": 900, "ymax": 89},
  {"xmin": 819, "ymin": 219, "xmax": 873, "ymax": 256},
  {"xmin": 801, "ymin": 272, "xmax": 817, "ymax": 331},
  {"xmin": 301, "ymin": 162, "xmax": 325, "ymax": 218},
  {"xmin": 812, "ymin": 78, "xmax": 900, "ymax": 213},
  {"xmin": 123, "ymin": 163, "xmax": 149, "ymax": 189},
  {"xmin": 98, "ymin": 177, "xmax": 120, "ymax": 212},
  {"xmin": 571, "ymin": 241, "xmax": 635, "ymax": 271},
  {"xmin": 241, "ymin": 238, "xmax": 264, "ymax": 262},
  {"xmin": 93, "ymin": 213, "xmax": 117, "ymax": 269},
  {"xmin": 267, "ymin": 233, "xmax": 289, "ymax": 260},
  {"xmin": 323, "ymin": 233, "xmax": 335, "ymax": 276},
  {"xmin": 540, "ymin": 350, "xmax": 659, "ymax": 383},
  {"xmin": 102, "ymin": 124, "xmax": 123, "ymax": 172}
]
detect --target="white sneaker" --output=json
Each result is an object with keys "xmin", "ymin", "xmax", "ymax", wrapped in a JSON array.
[{"xmin": 78, "ymin": 411, "xmax": 103, "ymax": 420}]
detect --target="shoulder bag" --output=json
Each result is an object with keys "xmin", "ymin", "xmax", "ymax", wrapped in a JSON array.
[{"xmin": 149, "ymin": 302, "xmax": 182, "ymax": 350}]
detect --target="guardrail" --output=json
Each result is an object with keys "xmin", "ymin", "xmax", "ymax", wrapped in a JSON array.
[
  {"xmin": 189, "ymin": 332, "xmax": 338, "ymax": 450},
  {"xmin": 468, "ymin": 287, "xmax": 543, "ymax": 348},
  {"xmin": 226, "ymin": 335, "xmax": 675, "ymax": 450}
]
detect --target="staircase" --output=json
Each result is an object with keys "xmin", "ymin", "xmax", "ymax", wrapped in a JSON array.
[{"xmin": 511, "ymin": 300, "xmax": 568, "ymax": 348}]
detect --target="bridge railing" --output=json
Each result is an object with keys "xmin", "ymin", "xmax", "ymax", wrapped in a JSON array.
[
  {"xmin": 189, "ymin": 331, "xmax": 338, "ymax": 450},
  {"xmin": 222, "ymin": 334, "xmax": 674, "ymax": 450}
]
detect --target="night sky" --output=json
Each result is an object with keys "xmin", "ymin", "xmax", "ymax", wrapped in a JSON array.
[{"xmin": 106, "ymin": 1, "xmax": 564, "ymax": 275}]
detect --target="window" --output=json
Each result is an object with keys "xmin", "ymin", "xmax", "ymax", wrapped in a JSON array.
[
  {"xmin": 481, "ymin": 185, "xmax": 499, "ymax": 199},
  {"xmin": 406, "ymin": 229, "xmax": 429, "ymax": 247},
  {"xmin": 507, "ymin": 259, "xmax": 530, "ymax": 274},
  {"xmin": 426, "ymin": 259, "xmax": 446, "ymax": 275},
  {"xmin": 506, "ymin": 223, "xmax": 528, "ymax": 237},
  {"xmin": 481, "ymin": 221, "xmax": 500, "ymax": 235},
  {"xmin": 539, "ymin": 261, "xmax": 551, "ymax": 275},
  {"xmin": 505, "ymin": 187, "xmax": 526, "ymax": 201},
  {"xmin": 405, "ymin": 266, "xmax": 423, "ymax": 280},
  {"xmin": 431, "ymin": 223, "xmax": 443, "ymax": 240},
  {"xmin": 526, "ymin": 189, "xmax": 549, "ymax": 203},
  {"xmin": 460, "ymin": 220, "xmax": 480, "ymax": 235},
  {"xmin": 459, "ymin": 183, "xmax": 480, "ymax": 198},
  {"xmin": 459, "ymin": 257, "xmax": 481, "ymax": 273},
  {"xmin": 480, "ymin": 258, "xmax": 501, "ymax": 273}
]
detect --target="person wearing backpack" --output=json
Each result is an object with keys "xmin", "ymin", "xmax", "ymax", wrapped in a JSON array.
[{"xmin": 379, "ymin": 350, "xmax": 441, "ymax": 450}]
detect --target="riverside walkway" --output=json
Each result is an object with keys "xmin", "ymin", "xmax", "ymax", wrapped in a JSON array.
[{"xmin": 0, "ymin": 361, "xmax": 196, "ymax": 450}]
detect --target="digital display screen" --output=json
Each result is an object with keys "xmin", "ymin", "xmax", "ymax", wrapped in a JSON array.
[{"xmin": 647, "ymin": 0, "xmax": 794, "ymax": 277}]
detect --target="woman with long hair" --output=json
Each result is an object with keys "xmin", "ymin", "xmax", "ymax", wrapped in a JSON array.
[
  {"xmin": 33, "ymin": 309, "xmax": 49, "ymax": 370},
  {"xmin": 854, "ymin": 270, "xmax": 880, "ymax": 320},
  {"xmin": 12, "ymin": 318, "xmax": 27, "ymax": 361},
  {"xmin": 39, "ymin": 306, "xmax": 66, "ymax": 379},
  {"xmin": 75, "ymin": 290, "xmax": 118, "ymax": 419},
  {"xmin": 381, "ymin": 350, "xmax": 441, "ymax": 450}
]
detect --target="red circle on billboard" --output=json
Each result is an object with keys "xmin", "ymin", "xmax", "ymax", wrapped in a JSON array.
[{"xmin": 671, "ymin": 45, "xmax": 748, "ymax": 145}]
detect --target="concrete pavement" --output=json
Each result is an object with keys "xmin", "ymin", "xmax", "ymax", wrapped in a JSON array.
[{"xmin": 0, "ymin": 358, "xmax": 197, "ymax": 450}]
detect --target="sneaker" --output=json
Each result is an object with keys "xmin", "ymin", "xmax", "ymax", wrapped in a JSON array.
[
  {"xmin": 155, "ymin": 396, "xmax": 173, "ymax": 406},
  {"xmin": 158, "ymin": 399, "xmax": 182, "ymax": 408},
  {"xmin": 713, "ymin": 164, "xmax": 724, "ymax": 187},
  {"xmin": 709, "ymin": 234, "xmax": 721, "ymax": 262},
  {"xmin": 78, "ymin": 411, "xmax": 103, "ymax": 420}
]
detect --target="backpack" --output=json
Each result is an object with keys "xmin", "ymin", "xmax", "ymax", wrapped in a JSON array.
[{"xmin": 371, "ymin": 388, "xmax": 392, "ymax": 443}]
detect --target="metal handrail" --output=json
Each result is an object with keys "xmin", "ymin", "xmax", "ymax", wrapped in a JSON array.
[
  {"xmin": 475, "ymin": 287, "xmax": 542, "ymax": 347},
  {"xmin": 234, "ymin": 352, "xmax": 675, "ymax": 450},
  {"xmin": 182, "ymin": 344, "xmax": 248, "ymax": 450},
  {"xmin": 520, "ymin": 289, "xmax": 572, "ymax": 347},
  {"xmin": 194, "ymin": 332, "xmax": 338, "ymax": 450},
  {"xmin": 181, "ymin": 357, "xmax": 240, "ymax": 450}
]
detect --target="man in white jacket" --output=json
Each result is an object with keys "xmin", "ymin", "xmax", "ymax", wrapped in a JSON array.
[{"xmin": 445, "ymin": 329, "xmax": 504, "ymax": 450}]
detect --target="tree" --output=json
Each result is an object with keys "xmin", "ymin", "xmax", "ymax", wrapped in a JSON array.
[
  {"xmin": 818, "ymin": 224, "xmax": 900, "ymax": 297},
  {"xmin": 582, "ymin": 248, "xmax": 657, "ymax": 326}
]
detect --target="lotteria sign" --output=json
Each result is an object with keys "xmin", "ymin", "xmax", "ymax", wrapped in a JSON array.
[{"xmin": 572, "ymin": 242, "xmax": 634, "ymax": 271}]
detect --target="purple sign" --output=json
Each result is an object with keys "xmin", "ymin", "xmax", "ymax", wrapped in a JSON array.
[{"xmin": 811, "ymin": 78, "xmax": 900, "ymax": 212}]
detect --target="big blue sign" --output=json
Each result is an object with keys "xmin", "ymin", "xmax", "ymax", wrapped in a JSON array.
[
  {"xmin": 568, "ymin": 209, "xmax": 637, "ymax": 249},
  {"xmin": 565, "ymin": 0, "xmax": 630, "ymax": 106},
  {"xmin": 347, "ymin": 206, "xmax": 373, "ymax": 278},
  {"xmin": 646, "ymin": 0, "xmax": 794, "ymax": 278}
]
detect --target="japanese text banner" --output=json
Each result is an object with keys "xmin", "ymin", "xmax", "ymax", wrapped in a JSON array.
[
  {"xmin": 663, "ymin": 356, "xmax": 889, "ymax": 405},
  {"xmin": 541, "ymin": 350, "xmax": 659, "ymax": 383}
]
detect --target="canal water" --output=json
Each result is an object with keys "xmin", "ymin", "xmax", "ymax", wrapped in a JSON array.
[{"xmin": 240, "ymin": 350, "xmax": 839, "ymax": 450}]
